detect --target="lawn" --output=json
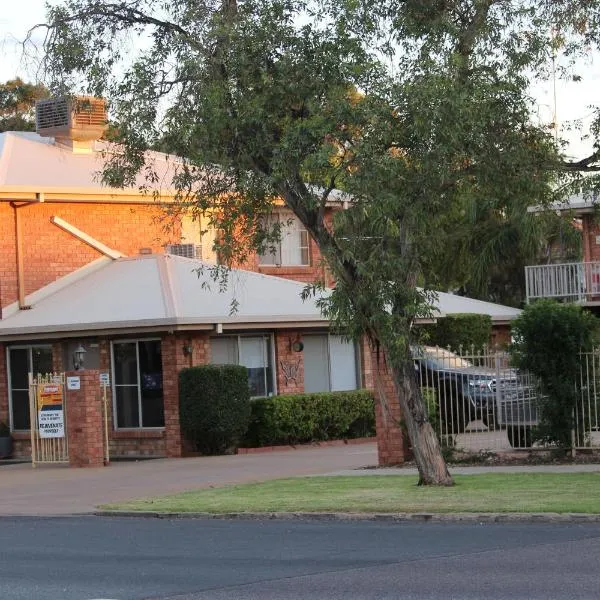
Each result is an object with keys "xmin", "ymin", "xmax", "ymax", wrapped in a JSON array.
[{"xmin": 102, "ymin": 473, "xmax": 600, "ymax": 514}]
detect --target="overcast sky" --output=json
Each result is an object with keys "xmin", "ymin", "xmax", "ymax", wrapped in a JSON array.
[{"xmin": 1, "ymin": 1, "xmax": 598, "ymax": 160}]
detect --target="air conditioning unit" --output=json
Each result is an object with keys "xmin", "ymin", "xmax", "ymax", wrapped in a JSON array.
[
  {"xmin": 165, "ymin": 244, "xmax": 203, "ymax": 259},
  {"xmin": 36, "ymin": 96, "xmax": 107, "ymax": 142}
]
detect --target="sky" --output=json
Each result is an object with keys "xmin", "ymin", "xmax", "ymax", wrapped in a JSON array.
[{"xmin": 1, "ymin": 1, "xmax": 598, "ymax": 161}]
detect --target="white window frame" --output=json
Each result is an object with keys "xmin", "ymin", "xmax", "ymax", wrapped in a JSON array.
[
  {"xmin": 258, "ymin": 212, "xmax": 310, "ymax": 267},
  {"xmin": 6, "ymin": 344, "xmax": 53, "ymax": 432},
  {"xmin": 210, "ymin": 334, "xmax": 277, "ymax": 397},
  {"xmin": 110, "ymin": 338, "xmax": 164, "ymax": 430},
  {"xmin": 303, "ymin": 334, "xmax": 361, "ymax": 392}
]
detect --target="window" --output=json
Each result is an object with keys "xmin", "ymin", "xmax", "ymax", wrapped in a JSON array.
[
  {"xmin": 303, "ymin": 335, "xmax": 358, "ymax": 393},
  {"xmin": 7, "ymin": 345, "xmax": 53, "ymax": 431},
  {"xmin": 258, "ymin": 213, "xmax": 310, "ymax": 266},
  {"xmin": 210, "ymin": 335, "xmax": 274, "ymax": 397},
  {"xmin": 112, "ymin": 340, "xmax": 164, "ymax": 428}
]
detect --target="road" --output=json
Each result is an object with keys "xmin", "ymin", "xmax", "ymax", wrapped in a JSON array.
[{"xmin": 1, "ymin": 517, "xmax": 599, "ymax": 599}]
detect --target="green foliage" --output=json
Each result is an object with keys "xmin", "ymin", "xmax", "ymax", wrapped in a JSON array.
[
  {"xmin": 0, "ymin": 78, "xmax": 50, "ymax": 133},
  {"xmin": 510, "ymin": 300, "xmax": 599, "ymax": 447},
  {"xmin": 179, "ymin": 365, "xmax": 251, "ymax": 455},
  {"xmin": 0, "ymin": 422, "xmax": 11, "ymax": 438},
  {"xmin": 421, "ymin": 386, "xmax": 439, "ymax": 434},
  {"xmin": 419, "ymin": 314, "xmax": 492, "ymax": 352},
  {"xmin": 243, "ymin": 390, "xmax": 375, "ymax": 447}
]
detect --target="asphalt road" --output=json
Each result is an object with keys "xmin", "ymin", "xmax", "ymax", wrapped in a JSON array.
[{"xmin": 1, "ymin": 517, "xmax": 600, "ymax": 600}]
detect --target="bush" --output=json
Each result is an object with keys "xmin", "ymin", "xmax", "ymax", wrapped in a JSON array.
[
  {"xmin": 419, "ymin": 314, "xmax": 492, "ymax": 351},
  {"xmin": 179, "ymin": 365, "xmax": 251, "ymax": 455},
  {"xmin": 510, "ymin": 300, "xmax": 599, "ymax": 447},
  {"xmin": 243, "ymin": 390, "xmax": 375, "ymax": 447}
]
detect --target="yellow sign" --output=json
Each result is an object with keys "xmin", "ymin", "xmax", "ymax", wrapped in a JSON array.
[{"xmin": 37, "ymin": 384, "xmax": 63, "ymax": 410}]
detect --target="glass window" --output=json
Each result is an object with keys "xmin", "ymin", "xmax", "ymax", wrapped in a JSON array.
[
  {"xmin": 258, "ymin": 213, "xmax": 310, "ymax": 266},
  {"xmin": 7, "ymin": 345, "xmax": 53, "ymax": 431},
  {"xmin": 303, "ymin": 335, "xmax": 358, "ymax": 393},
  {"xmin": 112, "ymin": 340, "xmax": 164, "ymax": 429},
  {"xmin": 210, "ymin": 335, "xmax": 274, "ymax": 397}
]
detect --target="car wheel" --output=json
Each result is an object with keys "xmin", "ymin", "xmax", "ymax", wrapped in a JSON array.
[{"xmin": 507, "ymin": 425, "xmax": 532, "ymax": 448}]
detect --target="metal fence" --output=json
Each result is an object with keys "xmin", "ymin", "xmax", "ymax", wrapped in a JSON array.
[{"xmin": 414, "ymin": 345, "xmax": 600, "ymax": 453}]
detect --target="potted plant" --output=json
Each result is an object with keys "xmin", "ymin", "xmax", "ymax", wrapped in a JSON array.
[{"xmin": 0, "ymin": 422, "xmax": 13, "ymax": 459}]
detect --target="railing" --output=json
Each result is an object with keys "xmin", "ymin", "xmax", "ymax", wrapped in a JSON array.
[{"xmin": 525, "ymin": 261, "xmax": 600, "ymax": 303}]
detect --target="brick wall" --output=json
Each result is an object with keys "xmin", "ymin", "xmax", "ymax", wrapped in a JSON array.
[
  {"xmin": 274, "ymin": 330, "xmax": 305, "ymax": 394},
  {"xmin": 0, "ymin": 202, "xmax": 178, "ymax": 310}
]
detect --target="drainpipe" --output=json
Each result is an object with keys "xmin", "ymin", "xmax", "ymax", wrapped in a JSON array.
[{"xmin": 10, "ymin": 201, "xmax": 36, "ymax": 310}]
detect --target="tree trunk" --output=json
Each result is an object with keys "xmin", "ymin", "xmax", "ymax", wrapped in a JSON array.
[{"xmin": 389, "ymin": 356, "xmax": 454, "ymax": 486}]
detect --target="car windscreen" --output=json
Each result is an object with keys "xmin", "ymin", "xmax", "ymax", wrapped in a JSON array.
[{"xmin": 421, "ymin": 348, "xmax": 473, "ymax": 370}]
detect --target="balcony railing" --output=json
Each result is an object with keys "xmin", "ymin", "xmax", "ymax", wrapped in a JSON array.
[{"xmin": 525, "ymin": 262, "xmax": 600, "ymax": 303}]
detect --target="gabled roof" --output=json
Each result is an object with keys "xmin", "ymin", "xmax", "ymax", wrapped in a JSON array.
[{"xmin": 0, "ymin": 254, "xmax": 520, "ymax": 340}]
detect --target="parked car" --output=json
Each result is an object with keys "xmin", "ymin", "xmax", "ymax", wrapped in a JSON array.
[{"xmin": 412, "ymin": 345, "xmax": 538, "ymax": 444}]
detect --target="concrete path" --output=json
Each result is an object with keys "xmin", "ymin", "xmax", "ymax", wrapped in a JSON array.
[{"xmin": 0, "ymin": 443, "xmax": 377, "ymax": 516}]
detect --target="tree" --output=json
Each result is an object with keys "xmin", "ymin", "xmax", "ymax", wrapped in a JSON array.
[
  {"xmin": 39, "ymin": 0, "xmax": 599, "ymax": 485},
  {"xmin": 0, "ymin": 78, "xmax": 50, "ymax": 132}
]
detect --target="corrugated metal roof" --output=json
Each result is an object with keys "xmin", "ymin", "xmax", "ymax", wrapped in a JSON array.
[{"xmin": 0, "ymin": 254, "xmax": 520, "ymax": 339}]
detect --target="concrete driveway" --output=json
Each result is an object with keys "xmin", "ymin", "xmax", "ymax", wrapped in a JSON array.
[{"xmin": 0, "ymin": 443, "xmax": 377, "ymax": 516}]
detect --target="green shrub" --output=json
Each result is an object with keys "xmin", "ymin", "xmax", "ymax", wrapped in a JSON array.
[
  {"xmin": 510, "ymin": 300, "xmax": 599, "ymax": 447},
  {"xmin": 243, "ymin": 390, "xmax": 375, "ymax": 447},
  {"xmin": 421, "ymin": 387, "xmax": 439, "ymax": 433},
  {"xmin": 419, "ymin": 313, "xmax": 492, "ymax": 351},
  {"xmin": 179, "ymin": 365, "xmax": 251, "ymax": 455}
]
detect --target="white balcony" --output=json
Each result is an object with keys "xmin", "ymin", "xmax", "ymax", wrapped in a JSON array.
[{"xmin": 525, "ymin": 262, "xmax": 600, "ymax": 303}]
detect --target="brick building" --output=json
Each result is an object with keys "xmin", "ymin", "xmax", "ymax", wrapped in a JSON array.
[{"xmin": 0, "ymin": 99, "xmax": 520, "ymax": 466}]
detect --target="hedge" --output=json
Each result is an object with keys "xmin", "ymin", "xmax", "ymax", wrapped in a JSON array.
[
  {"xmin": 179, "ymin": 364, "xmax": 251, "ymax": 455},
  {"xmin": 242, "ymin": 389, "xmax": 375, "ymax": 448},
  {"xmin": 419, "ymin": 313, "xmax": 492, "ymax": 351}
]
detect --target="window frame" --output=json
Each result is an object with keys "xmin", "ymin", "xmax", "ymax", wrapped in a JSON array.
[
  {"xmin": 302, "ymin": 333, "xmax": 361, "ymax": 393},
  {"xmin": 210, "ymin": 333, "xmax": 277, "ymax": 398},
  {"xmin": 258, "ymin": 212, "xmax": 311, "ymax": 267},
  {"xmin": 6, "ymin": 344, "xmax": 53, "ymax": 432},
  {"xmin": 110, "ymin": 338, "xmax": 164, "ymax": 430}
]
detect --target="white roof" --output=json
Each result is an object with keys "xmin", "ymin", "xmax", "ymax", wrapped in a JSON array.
[
  {"xmin": 0, "ymin": 254, "xmax": 519, "ymax": 340},
  {"xmin": 528, "ymin": 191, "xmax": 600, "ymax": 215},
  {"xmin": 0, "ymin": 131, "xmax": 181, "ymax": 197}
]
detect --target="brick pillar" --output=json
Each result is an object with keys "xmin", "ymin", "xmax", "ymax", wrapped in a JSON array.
[
  {"xmin": 275, "ymin": 331, "xmax": 304, "ymax": 394},
  {"xmin": 161, "ymin": 334, "xmax": 189, "ymax": 458},
  {"xmin": 66, "ymin": 369, "xmax": 105, "ymax": 468},
  {"xmin": 370, "ymin": 348, "xmax": 411, "ymax": 466}
]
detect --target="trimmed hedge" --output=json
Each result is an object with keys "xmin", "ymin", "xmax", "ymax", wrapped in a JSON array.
[
  {"xmin": 242, "ymin": 390, "xmax": 375, "ymax": 448},
  {"xmin": 420, "ymin": 313, "xmax": 492, "ymax": 351},
  {"xmin": 179, "ymin": 364, "xmax": 251, "ymax": 455}
]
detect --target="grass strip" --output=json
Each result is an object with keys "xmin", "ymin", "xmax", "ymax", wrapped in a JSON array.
[{"xmin": 102, "ymin": 472, "xmax": 600, "ymax": 514}]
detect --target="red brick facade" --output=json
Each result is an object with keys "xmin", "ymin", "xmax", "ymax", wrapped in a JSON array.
[{"xmin": 66, "ymin": 370, "xmax": 106, "ymax": 467}]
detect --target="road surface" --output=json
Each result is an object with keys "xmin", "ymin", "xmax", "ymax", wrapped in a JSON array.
[{"xmin": 1, "ymin": 516, "xmax": 599, "ymax": 599}]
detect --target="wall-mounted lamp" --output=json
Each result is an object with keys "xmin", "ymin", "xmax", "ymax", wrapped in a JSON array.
[
  {"xmin": 289, "ymin": 336, "xmax": 304, "ymax": 353},
  {"xmin": 182, "ymin": 341, "xmax": 193, "ymax": 357},
  {"xmin": 73, "ymin": 343, "xmax": 87, "ymax": 370}
]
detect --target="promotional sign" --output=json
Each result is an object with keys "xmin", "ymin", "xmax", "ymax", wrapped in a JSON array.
[{"xmin": 37, "ymin": 383, "xmax": 65, "ymax": 439}]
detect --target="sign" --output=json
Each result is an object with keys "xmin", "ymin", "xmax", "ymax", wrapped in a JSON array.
[
  {"xmin": 67, "ymin": 376, "xmax": 81, "ymax": 391},
  {"xmin": 99, "ymin": 372, "xmax": 110, "ymax": 386},
  {"xmin": 37, "ymin": 383, "xmax": 65, "ymax": 439}
]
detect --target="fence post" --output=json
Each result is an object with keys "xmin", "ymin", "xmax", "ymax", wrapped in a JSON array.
[{"xmin": 495, "ymin": 352, "xmax": 502, "ymax": 429}]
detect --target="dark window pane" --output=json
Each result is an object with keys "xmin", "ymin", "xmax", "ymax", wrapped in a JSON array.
[
  {"xmin": 11, "ymin": 390, "xmax": 30, "ymax": 430},
  {"xmin": 9, "ymin": 348, "xmax": 29, "ymax": 390},
  {"xmin": 113, "ymin": 343, "xmax": 138, "ymax": 385},
  {"xmin": 32, "ymin": 347, "xmax": 53, "ymax": 376},
  {"xmin": 247, "ymin": 368, "xmax": 266, "ymax": 397},
  {"xmin": 115, "ymin": 386, "xmax": 140, "ymax": 428},
  {"xmin": 139, "ymin": 341, "xmax": 164, "ymax": 427}
]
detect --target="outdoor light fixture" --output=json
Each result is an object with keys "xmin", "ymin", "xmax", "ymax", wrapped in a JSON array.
[
  {"xmin": 182, "ymin": 341, "xmax": 193, "ymax": 357},
  {"xmin": 73, "ymin": 344, "xmax": 87, "ymax": 370},
  {"xmin": 289, "ymin": 336, "xmax": 304, "ymax": 353}
]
